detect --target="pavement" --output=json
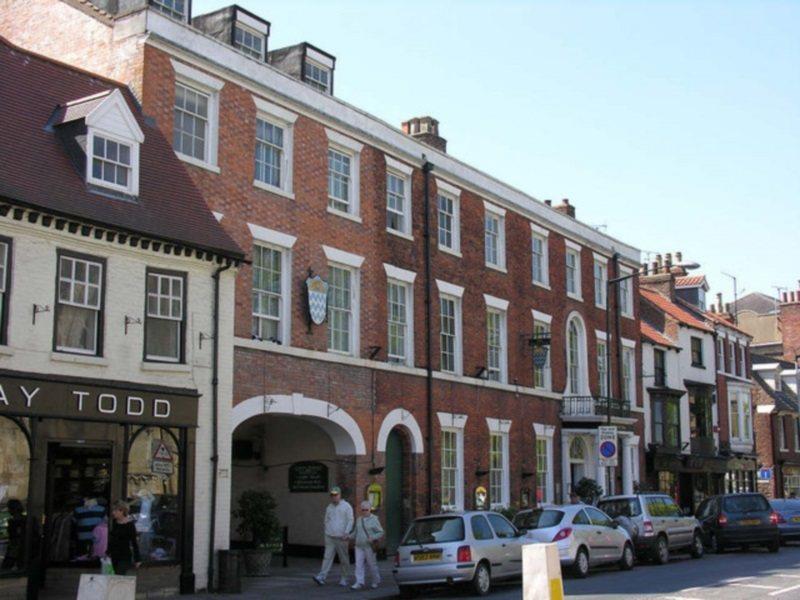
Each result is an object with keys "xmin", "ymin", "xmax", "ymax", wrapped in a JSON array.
[{"xmin": 178, "ymin": 544, "xmax": 800, "ymax": 599}]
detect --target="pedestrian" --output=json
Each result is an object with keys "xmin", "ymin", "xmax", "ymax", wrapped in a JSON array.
[
  {"xmin": 1, "ymin": 499, "xmax": 26, "ymax": 570},
  {"xmin": 107, "ymin": 501, "xmax": 141, "ymax": 575},
  {"xmin": 350, "ymin": 500, "xmax": 384, "ymax": 590},
  {"xmin": 312, "ymin": 486, "xmax": 353, "ymax": 586}
]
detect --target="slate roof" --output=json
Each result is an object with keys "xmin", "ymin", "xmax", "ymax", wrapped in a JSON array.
[
  {"xmin": 0, "ymin": 37, "xmax": 243, "ymax": 260},
  {"xmin": 641, "ymin": 289, "xmax": 714, "ymax": 333},
  {"xmin": 737, "ymin": 292, "xmax": 780, "ymax": 316},
  {"xmin": 752, "ymin": 371, "xmax": 799, "ymax": 414}
]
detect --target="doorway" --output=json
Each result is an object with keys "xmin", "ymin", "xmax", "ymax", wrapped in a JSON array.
[
  {"xmin": 384, "ymin": 429, "xmax": 406, "ymax": 552},
  {"xmin": 44, "ymin": 442, "xmax": 112, "ymax": 565}
]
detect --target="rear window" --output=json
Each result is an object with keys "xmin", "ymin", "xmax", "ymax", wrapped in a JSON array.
[
  {"xmin": 514, "ymin": 510, "xmax": 564, "ymax": 530},
  {"xmin": 402, "ymin": 517, "xmax": 465, "ymax": 545},
  {"xmin": 597, "ymin": 498, "xmax": 642, "ymax": 518},
  {"xmin": 723, "ymin": 495, "xmax": 770, "ymax": 513}
]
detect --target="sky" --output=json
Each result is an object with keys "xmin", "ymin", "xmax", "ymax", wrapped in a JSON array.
[{"xmin": 196, "ymin": 0, "xmax": 800, "ymax": 304}]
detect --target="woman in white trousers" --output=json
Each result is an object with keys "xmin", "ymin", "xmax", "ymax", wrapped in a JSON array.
[{"xmin": 350, "ymin": 500, "xmax": 384, "ymax": 590}]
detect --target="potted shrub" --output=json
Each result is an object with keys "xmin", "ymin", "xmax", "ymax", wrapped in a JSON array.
[
  {"xmin": 574, "ymin": 478, "xmax": 604, "ymax": 504},
  {"xmin": 233, "ymin": 490, "xmax": 281, "ymax": 576}
]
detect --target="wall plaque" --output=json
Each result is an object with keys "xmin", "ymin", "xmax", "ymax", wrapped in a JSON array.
[{"xmin": 289, "ymin": 461, "xmax": 329, "ymax": 493}]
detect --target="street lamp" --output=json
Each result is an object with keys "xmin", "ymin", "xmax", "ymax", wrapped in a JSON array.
[{"xmin": 604, "ymin": 256, "xmax": 700, "ymax": 424}]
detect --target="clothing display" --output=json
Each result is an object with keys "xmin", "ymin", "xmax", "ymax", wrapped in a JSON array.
[{"xmin": 48, "ymin": 512, "xmax": 73, "ymax": 562}]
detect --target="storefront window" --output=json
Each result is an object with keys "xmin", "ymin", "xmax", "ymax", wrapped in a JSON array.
[
  {"xmin": 126, "ymin": 427, "xmax": 181, "ymax": 563},
  {"xmin": 0, "ymin": 417, "xmax": 30, "ymax": 574},
  {"xmin": 658, "ymin": 471, "xmax": 676, "ymax": 498}
]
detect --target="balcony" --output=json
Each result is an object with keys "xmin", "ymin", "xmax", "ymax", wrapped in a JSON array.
[{"xmin": 562, "ymin": 395, "xmax": 631, "ymax": 419}]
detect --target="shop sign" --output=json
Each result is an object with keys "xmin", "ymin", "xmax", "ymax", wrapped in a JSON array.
[
  {"xmin": 598, "ymin": 426, "xmax": 618, "ymax": 467},
  {"xmin": 474, "ymin": 485, "xmax": 488, "ymax": 510},
  {"xmin": 151, "ymin": 440, "xmax": 174, "ymax": 475},
  {"xmin": 0, "ymin": 369, "xmax": 198, "ymax": 427},
  {"xmin": 288, "ymin": 461, "xmax": 328, "ymax": 493}
]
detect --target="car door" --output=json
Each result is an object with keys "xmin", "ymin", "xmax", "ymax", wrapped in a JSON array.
[
  {"xmin": 487, "ymin": 513, "xmax": 523, "ymax": 577},
  {"xmin": 662, "ymin": 496, "xmax": 691, "ymax": 547},
  {"xmin": 570, "ymin": 509, "xmax": 598, "ymax": 563},
  {"xmin": 585, "ymin": 507, "xmax": 617, "ymax": 562},
  {"xmin": 469, "ymin": 515, "xmax": 502, "ymax": 573},
  {"xmin": 695, "ymin": 498, "xmax": 716, "ymax": 543}
]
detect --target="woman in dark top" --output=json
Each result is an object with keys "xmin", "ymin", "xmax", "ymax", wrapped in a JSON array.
[{"xmin": 107, "ymin": 501, "xmax": 141, "ymax": 575}]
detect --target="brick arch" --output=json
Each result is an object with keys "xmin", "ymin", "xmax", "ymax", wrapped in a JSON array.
[
  {"xmin": 376, "ymin": 408, "xmax": 424, "ymax": 454},
  {"xmin": 232, "ymin": 393, "xmax": 366, "ymax": 455}
]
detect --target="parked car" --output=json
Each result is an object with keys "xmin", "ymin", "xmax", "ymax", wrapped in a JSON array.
[
  {"xmin": 769, "ymin": 498, "xmax": 800, "ymax": 544},
  {"xmin": 597, "ymin": 494, "xmax": 704, "ymax": 564},
  {"xmin": 695, "ymin": 493, "xmax": 780, "ymax": 553},
  {"xmin": 392, "ymin": 511, "xmax": 525, "ymax": 597},
  {"xmin": 514, "ymin": 504, "xmax": 634, "ymax": 578}
]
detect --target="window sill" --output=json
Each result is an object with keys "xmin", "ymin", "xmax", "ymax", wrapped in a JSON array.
[
  {"xmin": 386, "ymin": 228, "xmax": 413, "ymax": 242},
  {"xmin": 438, "ymin": 245, "xmax": 462, "ymax": 258},
  {"xmin": 532, "ymin": 280, "xmax": 551, "ymax": 291},
  {"xmin": 691, "ymin": 364, "xmax": 706, "ymax": 369},
  {"xmin": 326, "ymin": 206, "xmax": 362, "ymax": 224},
  {"xmin": 141, "ymin": 362, "xmax": 193, "ymax": 373},
  {"xmin": 485, "ymin": 262, "xmax": 507, "ymax": 274},
  {"xmin": 567, "ymin": 293, "xmax": 583, "ymax": 302},
  {"xmin": 175, "ymin": 152, "xmax": 221, "ymax": 174},
  {"xmin": 51, "ymin": 352, "xmax": 109, "ymax": 367},
  {"xmin": 0, "ymin": 345, "xmax": 14, "ymax": 357},
  {"xmin": 595, "ymin": 302, "xmax": 607, "ymax": 310},
  {"xmin": 622, "ymin": 312, "xmax": 634, "ymax": 320},
  {"xmin": 253, "ymin": 179, "xmax": 295, "ymax": 200}
]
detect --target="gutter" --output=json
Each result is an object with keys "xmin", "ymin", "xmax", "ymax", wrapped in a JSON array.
[
  {"xmin": 422, "ymin": 159, "xmax": 434, "ymax": 514},
  {"xmin": 207, "ymin": 261, "xmax": 232, "ymax": 591}
]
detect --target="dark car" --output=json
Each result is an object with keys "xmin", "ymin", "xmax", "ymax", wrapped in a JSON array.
[
  {"xmin": 769, "ymin": 499, "xmax": 800, "ymax": 544},
  {"xmin": 695, "ymin": 493, "xmax": 779, "ymax": 553}
]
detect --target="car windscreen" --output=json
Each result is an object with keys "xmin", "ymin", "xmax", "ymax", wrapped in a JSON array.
[
  {"xmin": 401, "ymin": 516, "xmax": 465, "ymax": 545},
  {"xmin": 514, "ymin": 510, "xmax": 564, "ymax": 530},
  {"xmin": 723, "ymin": 495, "xmax": 770, "ymax": 514},
  {"xmin": 597, "ymin": 498, "xmax": 642, "ymax": 518}
]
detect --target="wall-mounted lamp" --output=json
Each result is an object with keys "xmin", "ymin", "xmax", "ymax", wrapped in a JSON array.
[
  {"xmin": 124, "ymin": 316, "xmax": 142, "ymax": 335},
  {"xmin": 367, "ymin": 345, "xmax": 381, "ymax": 360},
  {"xmin": 199, "ymin": 332, "xmax": 214, "ymax": 349},
  {"xmin": 368, "ymin": 466, "xmax": 385, "ymax": 476},
  {"xmin": 521, "ymin": 471, "xmax": 535, "ymax": 479},
  {"xmin": 473, "ymin": 366, "xmax": 487, "ymax": 379},
  {"xmin": 32, "ymin": 304, "xmax": 50, "ymax": 325},
  {"xmin": 475, "ymin": 469, "xmax": 489, "ymax": 477}
]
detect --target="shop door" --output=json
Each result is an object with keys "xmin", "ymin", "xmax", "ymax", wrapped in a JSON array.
[
  {"xmin": 385, "ymin": 429, "xmax": 405, "ymax": 553},
  {"xmin": 44, "ymin": 443, "xmax": 113, "ymax": 565}
]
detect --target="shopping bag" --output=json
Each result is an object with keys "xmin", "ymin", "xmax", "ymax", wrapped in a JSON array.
[{"xmin": 100, "ymin": 556, "xmax": 115, "ymax": 575}]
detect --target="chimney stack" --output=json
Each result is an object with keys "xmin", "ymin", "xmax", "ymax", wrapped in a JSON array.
[
  {"xmin": 717, "ymin": 292, "xmax": 723, "ymax": 313},
  {"xmin": 554, "ymin": 198, "xmax": 576, "ymax": 218},
  {"xmin": 402, "ymin": 116, "xmax": 447, "ymax": 152},
  {"xmin": 676, "ymin": 251, "xmax": 683, "ymax": 263},
  {"xmin": 544, "ymin": 199, "xmax": 552, "ymax": 206}
]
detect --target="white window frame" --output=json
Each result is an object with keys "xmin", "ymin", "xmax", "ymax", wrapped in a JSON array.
[
  {"xmin": 565, "ymin": 240, "xmax": 582, "ymax": 301},
  {"xmin": 565, "ymin": 312, "xmax": 588, "ymax": 395},
  {"xmin": 150, "ymin": 0, "xmax": 187, "ymax": 21},
  {"xmin": 438, "ymin": 412, "xmax": 467, "ymax": 511},
  {"xmin": 780, "ymin": 416, "xmax": 789, "ymax": 451},
  {"xmin": 385, "ymin": 157, "xmax": 413, "ymax": 238},
  {"xmin": 484, "ymin": 294, "xmax": 509, "ymax": 384},
  {"xmin": 253, "ymin": 97, "xmax": 297, "ymax": 198},
  {"xmin": 86, "ymin": 130, "xmax": 138, "ymax": 196},
  {"xmin": 739, "ymin": 343, "xmax": 747, "ymax": 377},
  {"xmin": 325, "ymin": 129, "xmax": 362, "ymax": 220},
  {"xmin": 484, "ymin": 201, "xmax": 507, "ymax": 271},
  {"xmin": 384, "ymin": 263, "xmax": 416, "ymax": 367},
  {"xmin": 322, "ymin": 245, "xmax": 363, "ymax": 357},
  {"xmin": 144, "ymin": 271, "xmax": 185, "ymax": 363},
  {"xmin": 530, "ymin": 223, "xmax": 550, "ymax": 289},
  {"xmin": 619, "ymin": 265, "xmax": 634, "ymax": 318},
  {"xmin": 171, "ymin": 60, "xmax": 224, "ymax": 172},
  {"xmin": 436, "ymin": 179, "xmax": 461, "ymax": 256},
  {"xmin": 436, "ymin": 279, "xmax": 464, "ymax": 376},
  {"xmin": 717, "ymin": 339, "xmax": 725, "ymax": 373},
  {"xmin": 596, "ymin": 335, "xmax": 609, "ymax": 397},
  {"xmin": 233, "ymin": 22, "xmax": 265, "ymax": 61},
  {"xmin": 728, "ymin": 340, "xmax": 735, "ymax": 373},
  {"xmin": 55, "ymin": 255, "xmax": 103, "ymax": 355},
  {"xmin": 622, "ymin": 338, "xmax": 636, "ymax": 404},
  {"xmin": 248, "ymin": 224, "xmax": 296, "ymax": 345},
  {"xmin": 593, "ymin": 253, "xmax": 608, "ymax": 309},
  {"xmin": 532, "ymin": 310, "xmax": 553, "ymax": 391},
  {"xmin": 487, "ymin": 418, "xmax": 511, "ymax": 509},
  {"xmin": 533, "ymin": 423, "xmax": 555, "ymax": 504},
  {"xmin": 304, "ymin": 58, "xmax": 332, "ymax": 94}
]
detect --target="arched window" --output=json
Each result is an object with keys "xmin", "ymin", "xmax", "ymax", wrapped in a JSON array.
[
  {"xmin": 569, "ymin": 437, "xmax": 586, "ymax": 462},
  {"xmin": 565, "ymin": 313, "xmax": 587, "ymax": 395},
  {"xmin": 126, "ymin": 427, "xmax": 181, "ymax": 563}
]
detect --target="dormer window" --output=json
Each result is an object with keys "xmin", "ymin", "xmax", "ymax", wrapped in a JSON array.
[
  {"xmin": 150, "ymin": 0, "xmax": 186, "ymax": 21},
  {"xmin": 304, "ymin": 60, "xmax": 331, "ymax": 93},
  {"xmin": 89, "ymin": 135, "xmax": 132, "ymax": 192},
  {"xmin": 234, "ymin": 24, "xmax": 264, "ymax": 60}
]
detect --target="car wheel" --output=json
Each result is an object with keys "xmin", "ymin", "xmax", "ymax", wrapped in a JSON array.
[
  {"xmin": 619, "ymin": 543, "xmax": 635, "ymax": 571},
  {"xmin": 398, "ymin": 585, "xmax": 418, "ymax": 599},
  {"xmin": 767, "ymin": 539, "xmax": 780, "ymax": 553},
  {"xmin": 471, "ymin": 562, "xmax": 492, "ymax": 596},
  {"xmin": 690, "ymin": 532, "xmax": 704, "ymax": 559},
  {"xmin": 653, "ymin": 535, "xmax": 669, "ymax": 565},
  {"xmin": 710, "ymin": 533, "xmax": 725, "ymax": 554},
  {"xmin": 571, "ymin": 547, "xmax": 590, "ymax": 579}
]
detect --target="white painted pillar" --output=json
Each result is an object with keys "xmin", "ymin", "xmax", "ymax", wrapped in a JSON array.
[
  {"xmin": 562, "ymin": 434, "xmax": 571, "ymax": 500},
  {"xmin": 621, "ymin": 436, "xmax": 634, "ymax": 495}
]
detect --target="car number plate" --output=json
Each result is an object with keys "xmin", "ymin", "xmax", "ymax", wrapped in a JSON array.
[
  {"xmin": 412, "ymin": 551, "xmax": 442, "ymax": 563},
  {"xmin": 791, "ymin": 516, "xmax": 800, "ymax": 523},
  {"xmin": 739, "ymin": 519, "xmax": 760, "ymax": 526}
]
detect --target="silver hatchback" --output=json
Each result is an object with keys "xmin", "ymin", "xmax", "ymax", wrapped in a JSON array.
[{"xmin": 392, "ymin": 511, "xmax": 525, "ymax": 597}]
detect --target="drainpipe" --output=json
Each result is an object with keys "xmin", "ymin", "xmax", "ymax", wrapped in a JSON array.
[
  {"xmin": 208, "ymin": 261, "xmax": 232, "ymax": 591},
  {"xmin": 422, "ymin": 159, "xmax": 435, "ymax": 514}
]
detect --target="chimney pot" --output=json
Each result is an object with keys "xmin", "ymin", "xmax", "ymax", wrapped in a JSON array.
[
  {"xmin": 676, "ymin": 251, "xmax": 683, "ymax": 263},
  {"xmin": 544, "ymin": 199, "xmax": 552, "ymax": 206},
  {"xmin": 665, "ymin": 252, "xmax": 672, "ymax": 267},
  {"xmin": 656, "ymin": 254, "xmax": 663, "ymax": 267},
  {"xmin": 641, "ymin": 263, "xmax": 649, "ymax": 275},
  {"xmin": 783, "ymin": 292, "xmax": 789, "ymax": 303},
  {"xmin": 651, "ymin": 261, "xmax": 658, "ymax": 273},
  {"xmin": 554, "ymin": 198, "xmax": 576, "ymax": 218}
]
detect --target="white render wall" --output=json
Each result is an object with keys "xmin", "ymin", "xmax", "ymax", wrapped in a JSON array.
[
  {"xmin": 642, "ymin": 342, "xmax": 688, "ymax": 451},
  {"xmin": 0, "ymin": 216, "xmax": 236, "ymax": 591}
]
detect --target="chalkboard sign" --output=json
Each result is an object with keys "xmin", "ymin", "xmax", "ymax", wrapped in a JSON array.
[{"xmin": 289, "ymin": 461, "xmax": 329, "ymax": 493}]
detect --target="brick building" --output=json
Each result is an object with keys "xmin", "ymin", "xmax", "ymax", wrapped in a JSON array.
[
  {"xmin": 0, "ymin": 0, "xmax": 644, "ymax": 589},
  {"xmin": 0, "ymin": 36, "xmax": 242, "ymax": 599}
]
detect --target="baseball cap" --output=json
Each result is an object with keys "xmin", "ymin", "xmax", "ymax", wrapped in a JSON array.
[{"xmin": 329, "ymin": 486, "xmax": 342, "ymax": 496}]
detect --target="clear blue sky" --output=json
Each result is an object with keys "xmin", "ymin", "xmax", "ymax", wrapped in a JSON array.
[{"xmin": 196, "ymin": 0, "xmax": 800, "ymax": 303}]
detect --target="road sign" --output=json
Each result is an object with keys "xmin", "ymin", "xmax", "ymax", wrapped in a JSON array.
[
  {"xmin": 151, "ymin": 440, "xmax": 174, "ymax": 475},
  {"xmin": 598, "ymin": 426, "xmax": 618, "ymax": 467},
  {"xmin": 758, "ymin": 467, "xmax": 772, "ymax": 481}
]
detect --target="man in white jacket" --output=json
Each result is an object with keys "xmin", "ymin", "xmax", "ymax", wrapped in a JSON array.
[{"xmin": 312, "ymin": 486, "xmax": 354, "ymax": 586}]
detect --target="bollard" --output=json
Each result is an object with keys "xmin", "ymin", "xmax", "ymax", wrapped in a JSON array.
[{"xmin": 522, "ymin": 543, "xmax": 564, "ymax": 600}]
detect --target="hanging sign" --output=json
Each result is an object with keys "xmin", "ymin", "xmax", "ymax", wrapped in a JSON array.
[
  {"xmin": 306, "ymin": 276, "xmax": 329, "ymax": 325},
  {"xmin": 598, "ymin": 426, "xmax": 618, "ymax": 467},
  {"xmin": 367, "ymin": 483, "xmax": 383, "ymax": 510}
]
